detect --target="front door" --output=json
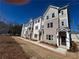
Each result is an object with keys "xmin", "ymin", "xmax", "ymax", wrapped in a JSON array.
[
  {"xmin": 39, "ymin": 32, "xmax": 41, "ymax": 40},
  {"xmin": 59, "ymin": 32, "xmax": 66, "ymax": 46}
]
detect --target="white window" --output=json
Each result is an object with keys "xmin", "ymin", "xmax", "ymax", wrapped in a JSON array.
[
  {"xmin": 50, "ymin": 22, "xmax": 53, "ymax": 27},
  {"xmin": 47, "ymin": 16, "xmax": 49, "ymax": 19},
  {"xmin": 52, "ymin": 13, "xmax": 55, "ymax": 18},
  {"xmin": 46, "ymin": 35, "xmax": 48, "ymax": 39},
  {"xmin": 62, "ymin": 21, "xmax": 64, "ymax": 26},
  {"xmin": 61, "ymin": 11, "xmax": 64, "ymax": 15},
  {"xmin": 46, "ymin": 35, "xmax": 53, "ymax": 40},
  {"xmin": 49, "ymin": 35, "xmax": 51, "ymax": 40},
  {"xmin": 47, "ymin": 22, "xmax": 53, "ymax": 28},
  {"xmin": 47, "ymin": 23, "xmax": 49, "ymax": 28},
  {"xmin": 51, "ymin": 35, "xmax": 53, "ymax": 40}
]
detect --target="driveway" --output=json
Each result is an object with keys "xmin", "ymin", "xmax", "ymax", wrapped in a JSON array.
[{"xmin": 13, "ymin": 36, "xmax": 79, "ymax": 59}]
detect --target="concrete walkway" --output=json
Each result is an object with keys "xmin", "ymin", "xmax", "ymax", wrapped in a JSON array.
[{"xmin": 17, "ymin": 37, "xmax": 67, "ymax": 55}]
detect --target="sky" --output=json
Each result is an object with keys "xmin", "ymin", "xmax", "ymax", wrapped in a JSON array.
[{"xmin": 0, "ymin": 0, "xmax": 79, "ymax": 32}]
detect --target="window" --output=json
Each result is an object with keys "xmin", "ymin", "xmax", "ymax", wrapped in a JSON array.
[
  {"xmin": 34, "ymin": 34, "xmax": 37, "ymax": 38},
  {"xmin": 50, "ymin": 22, "xmax": 53, "ymax": 27},
  {"xmin": 46, "ymin": 35, "xmax": 48, "ymax": 39},
  {"xmin": 47, "ymin": 22, "xmax": 53, "ymax": 28},
  {"xmin": 62, "ymin": 21, "xmax": 64, "ymax": 26},
  {"xmin": 47, "ymin": 16, "xmax": 49, "ymax": 19},
  {"xmin": 46, "ymin": 35, "xmax": 53, "ymax": 40},
  {"xmin": 47, "ymin": 23, "xmax": 49, "ymax": 28},
  {"xmin": 52, "ymin": 13, "xmax": 55, "ymax": 18},
  {"xmin": 61, "ymin": 11, "xmax": 64, "ymax": 15},
  {"xmin": 49, "ymin": 35, "xmax": 51, "ymax": 40},
  {"xmin": 35, "ymin": 26, "xmax": 38, "ymax": 29},
  {"xmin": 51, "ymin": 35, "xmax": 53, "ymax": 40}
]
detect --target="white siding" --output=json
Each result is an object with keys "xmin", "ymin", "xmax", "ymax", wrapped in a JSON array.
[
  {"xmin": 32, "ymin": 17, "xmax": 42, "ymax": 40},
  {"xmin": 59, "ymin": 8, "xmax": 69, "ymax": 28},
  {"xmin": 43, "ymin": 7, "xmax": 59, "ymax": 44}
]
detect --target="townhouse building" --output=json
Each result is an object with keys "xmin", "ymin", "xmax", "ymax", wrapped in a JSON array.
[
  {"xmin": 43, "ymin": 5, "xmax": 71, "ymax": 49},
  {"xmin": 21, "ymin": 19, "xmax": 34, "ymax": 39},
  {"xmin": 32, "ymin": 17, "xmax": 42, "ymax": 40},
  {"xmin": 21, "ymin": 5, "xmax": 71, "ymax": 49},
  {"xmin": 21, "ymin": 24, "xmax": 28, "ymax": 38}
]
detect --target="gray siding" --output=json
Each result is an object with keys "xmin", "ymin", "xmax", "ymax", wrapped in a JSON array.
[{"xmin": 43, "ymin": 7, "xmax": 59, "ymax": 44}]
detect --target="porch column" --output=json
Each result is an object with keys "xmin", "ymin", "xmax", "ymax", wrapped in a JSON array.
[
  {"xmin": 21, "ymin": 24, "xmax": 25, "ymax": 37},
  {"xmin": 40, "ymin": 30, "xmax": 44, "ymax": 42},
  {"xmin": 57, "ymin": 32, "xmax": 59, "ymax": 46},
  {"xmin": 66, "ymin": 32, "xmax": 70, "ymax": 49}
]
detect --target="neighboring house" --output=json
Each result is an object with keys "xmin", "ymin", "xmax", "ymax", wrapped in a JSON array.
[
  {"xmin": 21, "ymin": 19, "xmax": 34, "ymax": 39},
  {"xmin": 32, "ymin": 17, "xmax": 42, "ymax": 40},
  {"xmin": 26, "ymin": 19, "xmax": 34, "ymax": 39},
  {"xmin": 43, "ymin": 5, "xmax": 71, "ymax": 49},
  {"xmin": 21, "ymin": 5, "xmax": 71, "ymax": 49},
  {"xmin": 71, "ymin": 32, "xmax": 79, "ymax": 42},
  {"xmin": 21, "ymin": 23, "xmax": 29, "ymax": 38},
  {"xmin": 40, "ymin": 17, "xmax": 44, "ymax": 41},
  {"xmin": 21, "ymin": 24, "xmax": 26, "ymax": 38}
]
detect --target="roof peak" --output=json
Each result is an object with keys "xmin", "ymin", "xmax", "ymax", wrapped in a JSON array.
[{"xmin": 49, "ymin": 5, "xmax": 60, "ymax": 9}]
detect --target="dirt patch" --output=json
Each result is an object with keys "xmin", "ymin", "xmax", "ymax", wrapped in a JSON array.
[
  {"xmin": 0, "ymin": 36, "xmax": 30, "ymax": 59},
  {"xmin": 15, "ymin": 37, "xmax": 79, "ymax": 59}
]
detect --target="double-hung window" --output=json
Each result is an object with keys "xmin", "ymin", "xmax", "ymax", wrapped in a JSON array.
[
  {"xmin": 62, "ymin": 21, "xmax": 64, "ymax": 26},
  {"xmin": 46, "ymin": 35, "xmax": 53, "ymax": 40},
  {"xmin": 47, "ymin": 22, "xmax": 53, "ymax": 28},
  {"xmin": 50, "ymin": 22, "xmax": 53, "ymax": 27},
  {"xmin": 47, "ymin": 16, "xmax": 49, "ymax": 19},
  {"xmin": 52, "ymin": 13, "xmax": 55, "ymax": 18}
]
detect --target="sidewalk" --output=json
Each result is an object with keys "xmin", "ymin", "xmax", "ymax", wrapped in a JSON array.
[{"xmin": 17, "ymin": 37, "xmax": 67, "ymax": 55}]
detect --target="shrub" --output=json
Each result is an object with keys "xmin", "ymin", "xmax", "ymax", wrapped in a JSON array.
[{"xmin": 69, "ymin": 41, "xmax": 78, "ymax": 52}]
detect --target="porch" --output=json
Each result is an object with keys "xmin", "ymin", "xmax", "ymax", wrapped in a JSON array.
[{"xmin": 57, "ymin": 28, "xmax": 71, "ymax": 49}]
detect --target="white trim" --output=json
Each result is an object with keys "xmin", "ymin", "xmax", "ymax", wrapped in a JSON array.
[
  {"xmin": 66, "ymin": 32, "xmax": 70, "ymax": 49},
  {"xmin": 57, "ymin": 32, "xmax": 59, "ymax": 46}
]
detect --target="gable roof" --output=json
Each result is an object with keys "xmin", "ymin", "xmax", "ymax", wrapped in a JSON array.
[
  {"xmin": 59, "ymin": 5, "xmax": 68, "ymax": 10},
  {"xmin": 43, "ymin": 5, "xmax": 59, "ymax": 17},
  {"xmin": 33, "ymin": 16, "xmax": 42, "ymax": 22}
]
